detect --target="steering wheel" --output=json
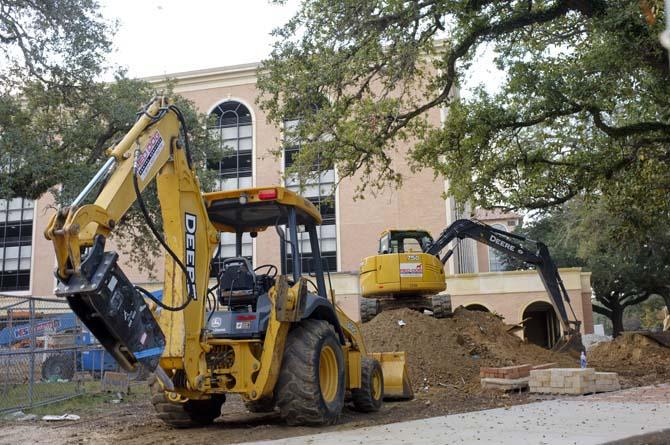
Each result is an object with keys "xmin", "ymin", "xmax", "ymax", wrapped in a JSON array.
[{"xmin": 254, "ymin": 264, "xmax": 278, "ymax": 278}]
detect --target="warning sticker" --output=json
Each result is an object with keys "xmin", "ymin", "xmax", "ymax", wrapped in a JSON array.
[
  {"xmin": 400, "ymin": 262, "xmax": 423, "ymax": 278},
  {"xmin": 136, "ymin": 130, "xmax": 165, "ymax": 180}
]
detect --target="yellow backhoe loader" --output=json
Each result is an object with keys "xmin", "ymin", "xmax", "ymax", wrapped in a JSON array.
[
  {"xmin": 45, "ymin": 97, "xmax": 411, "ymax": 428},
  {"xmin": 359, "ymin": 220, "xmax": 584, "ymax": 355}
]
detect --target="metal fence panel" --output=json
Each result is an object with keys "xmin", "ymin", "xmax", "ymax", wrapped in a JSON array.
[{"xmin": 0, "ymin": 295, "xmax": 126, "ymax": 413}]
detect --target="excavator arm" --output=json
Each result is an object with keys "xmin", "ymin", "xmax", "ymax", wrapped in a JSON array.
[
  {"xmin": 44, "ymin": 97, "xmax": 218, "ymax": 389},
  {"xmin": 426, "ymin": 219, "xmax": 583, "ymax": 352}
]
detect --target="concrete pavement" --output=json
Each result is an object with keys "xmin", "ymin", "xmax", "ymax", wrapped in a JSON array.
[{"xmin": 247, "ymin": 385, "xmax": 670, "ymax": 445}]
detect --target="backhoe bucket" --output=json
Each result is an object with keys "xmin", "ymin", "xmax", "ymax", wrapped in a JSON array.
[
  {"xmin": 371, "ymin": 351, "xmax": 413, "ymax": 400},
  {"xmin": 551, "ymin": 332, "xmax": 585, "ymax": 358}
]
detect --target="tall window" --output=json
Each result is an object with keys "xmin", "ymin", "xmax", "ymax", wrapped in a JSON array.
[
  {"xmin": 284, "ymin": 119, "xmax": 337, "ymax": 273},
  {"xmin": 209, "ymin": 101, "xmax": 253, "ymax": 275},
  {"xmin": 488, "ymin": 224, "xmax": 507, "ymax": 272},
  {"xmin": 209, "ymin": 101, "xmax": 253, "ymax": 191},
  {"xmin": 0, "ymin": 198, "xmax": 33, "ymax": 291}
]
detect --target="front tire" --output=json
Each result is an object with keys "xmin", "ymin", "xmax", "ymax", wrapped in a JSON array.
[
  {"xmin": 149, "ymin": 375, "xmax": 225, "ymax": 428},
  {"xmin": 352, "ymin": 357, "xmax": 383, "ymax": 412},
  {"xmin": 275, "ymin": 319, "xmax": 345, "ymax": 426}
]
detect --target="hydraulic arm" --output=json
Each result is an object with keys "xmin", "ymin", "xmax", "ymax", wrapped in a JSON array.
[
  {"xmin": 44, "ymin": 97, "xmax": 218, "ymax": 389},
  {"xmin": 427, "ymin": 219, "xmax": 581, "ymax": 336}
]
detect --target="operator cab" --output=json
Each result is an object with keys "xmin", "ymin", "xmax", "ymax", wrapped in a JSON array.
[
  {"xmin": 379, "ymin": 230, "xmax": 433, "ymax": 254},
  {"xmin": 203, "ymin": 187, "xmax": 328, "ymax": 339}
]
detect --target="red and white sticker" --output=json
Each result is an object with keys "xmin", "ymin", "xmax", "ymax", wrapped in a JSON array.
[
  {"xmin": 400, "ymin": 262, "xmax": 423, "ymax": 278},
  {"xmin": 136, "ymin": 130, "xmax": 165, "ymax": 180}
]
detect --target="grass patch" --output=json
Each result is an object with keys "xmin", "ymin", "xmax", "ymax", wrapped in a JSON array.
[{"xmin": 1, "ymin": 380, "xmax": 150, "ymax": 416}]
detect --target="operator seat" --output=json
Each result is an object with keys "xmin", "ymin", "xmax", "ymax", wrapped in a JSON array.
[{"xmin": 218, "ymin": 257, "xmax": 257, "ymax": 307}]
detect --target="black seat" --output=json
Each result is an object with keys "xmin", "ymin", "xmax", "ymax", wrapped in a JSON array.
[{"xmin": 218, "ymin": 257, "xmax": 257, "ymax": 307}]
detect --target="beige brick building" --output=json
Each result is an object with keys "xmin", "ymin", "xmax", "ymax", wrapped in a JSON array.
[{"xmin": 2, "ymin": 62, "xmax": 593, "ymax": 346}]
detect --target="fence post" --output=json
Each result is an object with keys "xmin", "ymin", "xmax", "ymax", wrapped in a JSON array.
[{"xmin": 28, "ymin": 298, "xmax": 35, "ymax": 409}]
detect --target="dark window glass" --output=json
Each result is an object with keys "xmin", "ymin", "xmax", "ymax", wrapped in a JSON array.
[{"xmin": 0, "ymin": 198, "xmax": 33, "ymax": 291}]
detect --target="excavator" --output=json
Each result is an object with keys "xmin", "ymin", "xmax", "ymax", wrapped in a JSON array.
[
  {"xmin": 44, "ymin": 96, "xmax": 412, "ymax": 428},
  {"xmin": 359, "ymin": 219, "xmax": 585, "ymax": 354}
]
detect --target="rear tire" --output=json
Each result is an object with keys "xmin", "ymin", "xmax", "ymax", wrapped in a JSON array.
[
  {"xmin": 360, "ymin": 298, "xmax": 379, "ymax": 323},
  {"xmin": 431, "ymin": 294, "xmax": 452, "ymax": 318},
  {"xmin": 149, "ymin": 375, "xmax": 225, "ymax": 428},
  {"xmin": 351, "ymin": 357, "xmax": 383, "ymax": 412},
  {"xmin": 275, "ymin": 319, "xmax": 345, "ymax": 426},
  {"xmin": 42, "ymin": 354, "xmax": 75, "ymax": 381}
]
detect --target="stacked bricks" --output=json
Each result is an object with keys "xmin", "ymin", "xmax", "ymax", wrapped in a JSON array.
[
  {"xmin": 480, "ymin": 364, "xmax": 532, "ymax": 391},
  {"xmin": 594, "ymin": 372, "xmax": 621, "ymax": 392},
  {"xmin": 480, "ymin": 364, "xmax": 532, "ymax": 380},
  {"xmin": 530, "ymin": 368, "xmax": 595, "ymax": 394}
]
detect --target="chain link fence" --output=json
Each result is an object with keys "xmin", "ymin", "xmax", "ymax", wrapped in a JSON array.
[{"xmin": 0, "ymin": 295, "xmax": 130, "ymax": 413}]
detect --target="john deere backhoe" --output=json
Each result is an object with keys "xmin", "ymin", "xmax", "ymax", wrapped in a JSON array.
[
  {"xmin": 45, "ymin": 97, "xmax": 411, "ymax": 428},
  {"xmin": 359, "ymin": 219, "xmax": 584, "ymax": 354}
]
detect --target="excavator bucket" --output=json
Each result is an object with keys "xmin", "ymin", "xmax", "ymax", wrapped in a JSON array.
[
  {"xmin": 371, "ymin": 351, "xmax": 414, "ymax": 400},
  {"xmin": 551, "ymin": 332, "xmax": 586, "ymax": 358}
]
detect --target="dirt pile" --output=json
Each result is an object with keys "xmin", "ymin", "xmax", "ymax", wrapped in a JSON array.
[
  {"xmin": 361, "ymin": 307, "xmax": 575, "ymax": 393},
  {"xmin": 589, "ymin": 332, "xmax": 670, "ymax": 386}
]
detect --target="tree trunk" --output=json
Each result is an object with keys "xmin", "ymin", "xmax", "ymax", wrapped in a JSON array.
[{"xmin": 611, "ymin": 306, "xmax": 625, "ymax": 337}]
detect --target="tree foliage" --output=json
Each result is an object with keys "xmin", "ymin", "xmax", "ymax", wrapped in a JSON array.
[
  {"xmin": 0, "ymin": 1, "xmax": 219, "ymax": 277},
  {"xmin": 258, "ymin": 0, "xmax": 669, "ymax": 220},
  {"xmin": 0, "ymin": 0, "xmax": 112, "ymax": 90},
  {"xmin": 510, "ymin": 198, "xmax": 670, "ymax": 336}
]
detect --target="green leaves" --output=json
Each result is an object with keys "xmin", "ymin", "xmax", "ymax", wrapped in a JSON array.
[{"xmin": 258, "ymin": 0, "xmax": 669, "ymax": 218}]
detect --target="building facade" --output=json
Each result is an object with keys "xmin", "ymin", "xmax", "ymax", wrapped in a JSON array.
[{"xmin": 3, "ymin": 61, "xmax": 594, "ymax": 343}]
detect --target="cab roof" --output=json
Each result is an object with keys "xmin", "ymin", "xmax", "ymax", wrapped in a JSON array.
[
  {"xmin": 380, "ymin": 229, "xmax": 432, "ymax": 237},
  {"xmin": 203, "ymin": 186, "xmax": 322, "ymax": 233}
]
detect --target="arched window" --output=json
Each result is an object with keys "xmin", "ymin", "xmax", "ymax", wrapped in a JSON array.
[
  {"xmin": 209, "ymin": 101, "xmax": 253, "ymax": 190},
  {"xmin": 488, "ymin": 224, "xmax": 507, "ymax": 272},
  {"xmin": 209, "ymin": 101, "xmax": 253, "ymax": 274}
]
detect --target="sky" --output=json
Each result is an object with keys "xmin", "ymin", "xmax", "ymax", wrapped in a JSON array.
[
  {"xmin": 99, "ymin": 0, "xmax": 504, "ymax": 95},
  {"xmin": 100, "ymin": 0, "xmax": 300, "ymax": 79}
]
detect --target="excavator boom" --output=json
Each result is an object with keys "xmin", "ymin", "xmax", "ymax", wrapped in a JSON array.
[{"xmin": 427, "ymin": 219, "xmax": 584, "ymax": 354}]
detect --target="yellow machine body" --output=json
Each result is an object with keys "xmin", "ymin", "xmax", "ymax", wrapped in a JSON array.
[
  {"xmin": 45, "ymin": 98, "xmax": 412, "ymax": 427},
  {"xmin": 360, "ymin": 229, "xmax": 446, "ymax": 298}
]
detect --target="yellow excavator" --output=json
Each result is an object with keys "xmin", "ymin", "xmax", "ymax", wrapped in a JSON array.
[
  {"xmin": 359, "ymin": 220, "xmax": 584, "ymax": 354},
  {"xmin": 45, "ymin": 97, "xmax": 411, "ymax": 428}
]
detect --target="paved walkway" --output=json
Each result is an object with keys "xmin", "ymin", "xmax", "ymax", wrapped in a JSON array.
[{"xmin": 248, "ymin": 385, "xmax": 670, "ymax": 445}]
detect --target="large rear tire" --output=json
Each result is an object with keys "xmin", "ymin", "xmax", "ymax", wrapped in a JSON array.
[
  {"xmin": 360, "ymin": 297, "xmax": 379, "ymax": 323},
  {"xmin": 351, "ymin": 357, "xmax": 383, "ymax": 413},
  {"xmin": 275, "ymin": 319, "xmax": 345, "ymax": 426},
  {"xmin": 149, "ymin": 375, "xmax": 225, "ymax": 428}
]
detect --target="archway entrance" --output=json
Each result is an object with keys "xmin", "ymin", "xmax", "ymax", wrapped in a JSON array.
[
  {"xmin": 522, "ymin": 301, "xmax": 561, "ymax": 348},
  {"xmin": 465, "ymin": 304, "xmax": 490, "ymax": 312}
]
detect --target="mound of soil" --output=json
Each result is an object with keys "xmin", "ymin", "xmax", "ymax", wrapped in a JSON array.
[
  {"xmin": 589, "ymin": 332, "xmax": 670, "ymax": 387},
  {"xmin": 361, "ymin": 307, "xmax": 575, "ymax": 393}
]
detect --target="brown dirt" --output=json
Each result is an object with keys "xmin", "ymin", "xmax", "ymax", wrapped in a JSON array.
[
  {"xmin": 361, "ymin": 307, "xmax": 576, "ymax": 393},
  {"xmin": 3, "ymin": 310, "xmax": 669, "ymax": 444},
  {"xmin": 589, "ymin": 332, "xmax": 670, "ymax": 388}
]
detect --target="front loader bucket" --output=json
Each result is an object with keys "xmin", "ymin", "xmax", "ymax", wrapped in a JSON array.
[
  {"xmin": 551, "ymin": 332, "xmax": 585, "ymax": 358},
  {"xmin": 371, "ymin": 351, "xmax": 414, "ymax": 400}
]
